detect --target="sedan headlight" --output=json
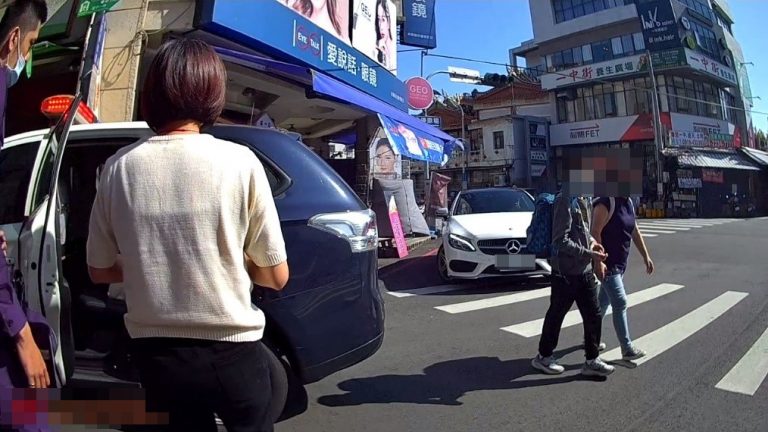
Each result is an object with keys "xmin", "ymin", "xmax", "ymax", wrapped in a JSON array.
[{"xmin": 448, "ymin": 233, "xmax": 476, "ymax": 252}]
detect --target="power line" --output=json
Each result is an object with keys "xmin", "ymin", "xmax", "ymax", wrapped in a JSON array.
[{"xmin": 422, "ymin": 51, "xmax": 768, "ymax": 119}]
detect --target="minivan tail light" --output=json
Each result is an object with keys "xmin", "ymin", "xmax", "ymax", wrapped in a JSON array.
[{"xmin": 308, "ymin": 209, "xmax": 378, "ymax": 253}]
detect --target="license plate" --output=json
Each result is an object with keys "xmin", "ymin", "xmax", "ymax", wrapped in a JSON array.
[{"xmin": 496, "ymin": 254, "xmax": 536, "ymax": 270}]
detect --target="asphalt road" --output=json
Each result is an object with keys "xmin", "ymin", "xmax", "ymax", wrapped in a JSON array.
[{"xmin": 279, "ymin": 217, "xmax": 768, "ymax": 432}]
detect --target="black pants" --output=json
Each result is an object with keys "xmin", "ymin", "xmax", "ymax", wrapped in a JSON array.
[
  {"xmin": 538, "ymin": 272, "xmax": 602, "ymax": 360},
  {"xmin": 130, "ymin": 338, "xmax": 273, "ymax": 432}
]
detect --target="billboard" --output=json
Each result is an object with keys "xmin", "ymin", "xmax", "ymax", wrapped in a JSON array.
[
  {"xmin": 278, "ymin": 0, "xmax": 351, "ymax": 44},
  {"xmin": 400, "ymin": 0, "xmax": 436, "ymax": 49},
  {"xmin": 353, "ymin": 0, "xmax": 397, "ymax": 73},
  {"xmin": 378, "ymin": 114, "xmax": 445, "ymax": 164},
  {"xmin": 198, "ymin": 0, "xmax": 407, "ymax": 110},
  {"xmin": 636, "ymin": 0, "xmax": 680, "ymax": 52}
]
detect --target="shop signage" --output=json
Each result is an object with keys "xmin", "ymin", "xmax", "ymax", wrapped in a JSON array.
[
  {"xmin": 651, "ymin": 47, "xmax": 688, "ymax": 70},
  {"xmin": 352, "ymin": 0, "xmax": 398, "ymax": 73},
  {"xmin": 678, "ymin": 177, "xmax": 703, "ymax": 189},
  {"xmin": 197, "ymin": 0, "xmax": 408, "ymax": 111},
  {"xmin": 702, "ymin": 169, "xmax": 724, "ymax": 183},
  {"xmin": 400, "ymin": 0, "xmax": 437, "ymax": 49},
  {"xmin": 530, "ymin": 150, "xmax": 548, "ymax": 162},
  {"xmin": 669, "ymin": 130, "xmax": 707, "ymax": 147},
  {"xmin": 530, "ymin": 164, "xmax": 547, "ymax": 177},
  {"xmin": 684, "ymin": 49, "xmax": 738, "ymax": 86},
  {"xmin": 636, "ymin": 0, "xmax": 680, "ymax": 52},
  {"xmin": 406, "ymin": 76, "xmax": 434, "ymax": 110},
  {"xmin": 541, "ymin": 53, "xmax": 650, "ymax": 90},
  {"xmin": 418, "ymin": 115, "xmax": 441, "ymax": 127},
  {"xmin": 77, "ymin": 0, "xmax": 119, "ymax": 17},
  {"xmin": 550, "ymin": 113, "xmax": 671, "ymax": 146}
]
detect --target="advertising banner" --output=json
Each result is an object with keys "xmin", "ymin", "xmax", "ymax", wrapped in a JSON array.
[
  {"xmin": 400, "ymin": 0, "xmax": 437, "ymax": 49},
  {"xmin": 388, "ymin": 196, "xmax": 409, "ymax": 258},
  {"xmin": 636, "ymin": 0, "xmax": 680, "ymax": 52},
  {"xmin": 352, "ymin": 0, "xmax": 397, "ymax": 73},
  {"xmin": 199, "ymin": 0, "xmax": 407, "ymax": 110},
  {"xmin": 278, "ymin": 0, "xmax": 351, "ymax": 45},
  {"xmin": 370, "ymin": 127, "xmax": 402, "ymax": 181},
  {"xmin": 668, "ymin": 130, "xmax": 708, "ymax": 148},
  {"xmin": 378, "ymin": 114, "xmax": 444, "ymax": 164},
  {"xmin": 541, "ymin": 53, "xmax": 650, "ymax": 90}
]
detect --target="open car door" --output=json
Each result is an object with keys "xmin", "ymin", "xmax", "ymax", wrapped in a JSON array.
[{"xmin": 17, "ymin": 95, "xmax": 81, "ymax": 386}]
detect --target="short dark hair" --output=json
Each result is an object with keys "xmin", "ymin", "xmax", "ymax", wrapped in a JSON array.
[
  {"xmin": 141, "ymin": 38, "xmax": 227, "ymax": 132},
  {"xmin": 0, "ymin": 0, "xmax": 47, "ymax": 43}
]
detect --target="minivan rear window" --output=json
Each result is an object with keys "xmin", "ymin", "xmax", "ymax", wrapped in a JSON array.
[{"xmin": 0, "ymin": 142, "xmax": 40, "ymax": 224}]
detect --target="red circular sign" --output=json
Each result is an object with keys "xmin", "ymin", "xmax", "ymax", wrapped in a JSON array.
[{"xmin": 406, "ymin": 77, "xmax": 434, "ymax": 110}]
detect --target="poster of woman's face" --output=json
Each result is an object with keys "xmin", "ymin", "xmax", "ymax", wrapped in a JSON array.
[
  {"xmin": 280, "ymin": 0, "xmax": 351, "ymax": 45},
  {"xmin": 352, "ymin": 0, "xmax": 397, "ymax": 73},
  {"xmin": 370, "ymin": 130, "xmax": 401, "ymax": 180}
]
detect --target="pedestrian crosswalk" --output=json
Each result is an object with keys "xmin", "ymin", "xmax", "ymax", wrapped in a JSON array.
[
  {"xmin": 637, "ymin": 218, "xmax": 739, "ymax": 238},
  {"xmin": 385, "ymin": 274, "xmax": 767, "ymax": 396}
]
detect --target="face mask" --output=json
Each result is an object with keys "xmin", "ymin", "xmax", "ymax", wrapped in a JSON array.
[{"xmin": 6, "ymin": 38, "xmax": 25, "ymax": 88}]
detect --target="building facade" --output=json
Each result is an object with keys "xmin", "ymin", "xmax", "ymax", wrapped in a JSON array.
[{"xmin": 510, "ymin": 0, "xmax": 761, "ymax": 217}]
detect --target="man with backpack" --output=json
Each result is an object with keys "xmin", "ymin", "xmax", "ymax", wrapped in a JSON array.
[
  {"xmin": 591, "ymin": 196, "xmax": 653, "ymax": 362},
  {"xmin": 529, "ymin": 186, "xmax": 615, "ymax": 377}
]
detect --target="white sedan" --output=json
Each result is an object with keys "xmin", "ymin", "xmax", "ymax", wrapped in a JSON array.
[{"xmin": 436, "ymin": 188, "xmax": 552, "ymax": 281}]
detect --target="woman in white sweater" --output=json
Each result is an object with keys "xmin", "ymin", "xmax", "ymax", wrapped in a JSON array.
[{"xmin": 86, "ymin": 38, "xmax": 289, "ymax": 432}]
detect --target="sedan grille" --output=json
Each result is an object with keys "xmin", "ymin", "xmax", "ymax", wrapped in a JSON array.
[{"xmin": 477, "ymin": 237, "xmax": 527, "ymax": 255}]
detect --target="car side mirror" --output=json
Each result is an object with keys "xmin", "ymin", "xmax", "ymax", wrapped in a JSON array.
[{"xmin": 436, "ymin": 207, "xmax": 450, "ymax": 218}]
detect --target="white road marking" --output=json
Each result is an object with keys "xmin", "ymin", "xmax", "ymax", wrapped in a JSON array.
[
  {"xmin": 386, "ymin": 284, "xmax": 467, "ymax": 298},
  {"xmin": 637, "ymin": 228, "xmax": 677, "ymax": 234},
  {"xmin": 715, "ymin": 326, "xmax": 768, "ymax": 396},
  {"xmin": 642, "ymin": 233, "xmax": 658, "ymax": 237},
  {"xmin": 637, "ymin": 223, "xmax": 692, "ymax": 231},
  {"xmin": 435, "ymin": 287, "xmax": 551, "ymax": 314},
  {"xmin": 647, "ymin": 221, "xmax": 719, "ymax": 227},
  {"xmin": 500, "ymin": 283, "xmax": 685, "ymax": 337},
  {"xmin": 601, "ymin": 291, "xmax": 748, "ymax": 366}
]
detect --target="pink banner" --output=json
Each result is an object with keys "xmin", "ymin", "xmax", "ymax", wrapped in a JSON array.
[{"xmin": 388, "ymin": 196, "xmax": 409, "ymax": 258}]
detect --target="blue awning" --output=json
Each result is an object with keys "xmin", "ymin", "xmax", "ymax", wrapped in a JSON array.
[{"xmin": 213, "ymin": 46, "xmax": 464, "ymax": 164}]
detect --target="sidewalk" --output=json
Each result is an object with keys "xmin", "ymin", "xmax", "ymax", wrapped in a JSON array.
[{"xmin": 378, "ymin": 238, "xmax": 441, "ymax": 270}]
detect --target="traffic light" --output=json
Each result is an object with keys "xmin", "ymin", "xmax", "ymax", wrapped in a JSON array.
[{"xmin": 480, "ymin": 73, "xmax": 514, "ymax": 88}]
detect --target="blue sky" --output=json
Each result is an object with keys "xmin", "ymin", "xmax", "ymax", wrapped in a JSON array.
[{"xmin": 396, "ymin": 0, "xmax": 768, "ymax": 133}]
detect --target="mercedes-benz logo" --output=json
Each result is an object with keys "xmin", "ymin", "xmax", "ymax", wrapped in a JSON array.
[{"xmin": 506, "ymin": 240, "xmax": 522, "ymax": 255}]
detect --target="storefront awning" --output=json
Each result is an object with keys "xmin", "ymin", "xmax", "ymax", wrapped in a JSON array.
[
  {"xmin": 740, "ymin": 147, "xmax": 768, "ymax": 168},
  {"xmin": 213, "ymin": 46, "xmax": 464, "ymax": 164},
  {"xmin": 672, "ymin": 149, "xmax": 761, "ymax": 171}
]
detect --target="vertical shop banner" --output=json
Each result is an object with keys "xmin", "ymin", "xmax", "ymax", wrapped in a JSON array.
[
  {"xmin": 352, "ymin": 0, "xmax": 397, "ymax": 73},
  {"xmin": 388, "ymin": 196, "xmax": 409, "ymax": 258},
  {"xmin": 79, "ymin": 12, "xmax": 107, "ymax": 118},
  {"xmin": 400, "ymin": 0, "xmax": 436, "ymax": 49},
  {"xmin": 378, "ymin": 114, "xmax": 444, "ymax": 164},
  {"xmin": 636, "ymin": 0, "xmax": 680, "ymax": 51}
]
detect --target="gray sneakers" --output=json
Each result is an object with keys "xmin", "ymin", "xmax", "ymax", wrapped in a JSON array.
[
  {"xmin": 582, "ymin": 357, "xmax": 615, "ymax": 377},
  {"xmin": 622, "ymin": 345, "xmax": 647, "ymax": 361},
  {"xmin": 532, "ymin": 354, "xmax": 565, "ymax": 375}
]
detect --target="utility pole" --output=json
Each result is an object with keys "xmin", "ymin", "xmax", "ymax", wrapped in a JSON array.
[{"xmin": 647, "ymin": 50, "xmax": 664, "ymax": 201}]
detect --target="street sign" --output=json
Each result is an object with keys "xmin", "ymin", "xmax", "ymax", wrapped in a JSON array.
[
  {"xmin": 418, "ymin": 116, "xmax": 442, "ymax": 127},
  {"xmin": 77, "ymin": 0, "xmax": 119, "ymax": 17},
  {"xmin": 448, "ymin": 66, "xmax": 481, "ymax": 84}
]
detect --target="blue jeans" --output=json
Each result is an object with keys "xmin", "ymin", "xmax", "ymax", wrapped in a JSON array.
[{"xmin": 599, "ymin": 272, "xmax": 633, "ymax": 351}]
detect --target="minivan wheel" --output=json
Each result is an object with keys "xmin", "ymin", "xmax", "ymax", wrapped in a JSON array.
[{"xmin": 437, "ymin": 246, "xmax": 452, "ymax": 282}]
